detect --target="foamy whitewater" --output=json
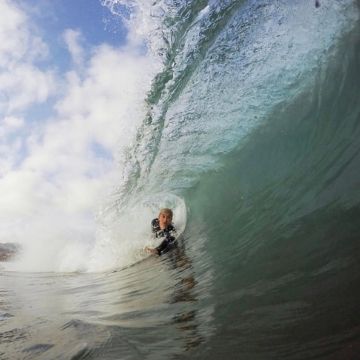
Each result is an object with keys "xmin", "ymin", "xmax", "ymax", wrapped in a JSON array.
[{"xmin": 1, "ymin": 0, "xmax": 359, "ymax": 359}]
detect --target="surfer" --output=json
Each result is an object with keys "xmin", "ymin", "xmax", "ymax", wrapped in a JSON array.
[{"xmin": 145, "ymin": 208, "xmax": 177, "ymax": 255}]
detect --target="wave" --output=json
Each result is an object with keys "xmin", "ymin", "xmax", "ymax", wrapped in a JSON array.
[
  {"xmin": 3, "ymin": 0, "xmax": 359, "ymax": 274},
  {"xmin": 108, "ymin": 0, "xmax": 358, "ymax": 200}
]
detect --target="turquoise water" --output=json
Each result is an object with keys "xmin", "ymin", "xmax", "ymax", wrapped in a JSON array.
[{"xmin": 1, "ymin": 0, "xmax": 360, "ymax": 359}]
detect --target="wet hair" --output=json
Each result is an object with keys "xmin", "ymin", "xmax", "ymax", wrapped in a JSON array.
[{"xmin": 159, "ymin": 208, "xmax": 173, "ymax": 218}]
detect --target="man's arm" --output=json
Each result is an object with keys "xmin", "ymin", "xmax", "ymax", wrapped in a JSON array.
[{"xmin": 145, "ymin": 238, "xmax": 168, "ymax": 256}]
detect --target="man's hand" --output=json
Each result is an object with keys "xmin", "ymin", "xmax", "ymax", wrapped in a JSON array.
[{"xmin": 145, "ymin": 246, "xmax": 158, "ymax": 255}]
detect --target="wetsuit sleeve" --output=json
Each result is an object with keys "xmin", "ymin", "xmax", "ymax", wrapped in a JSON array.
[{"xmin": 155, "ymin": 238, "xmax": 170, "ymax": 255}]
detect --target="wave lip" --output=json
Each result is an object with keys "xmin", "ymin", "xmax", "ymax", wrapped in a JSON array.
[{"xmin": 125, "ymin": 0, "xmax": 358, "ymax": 195}]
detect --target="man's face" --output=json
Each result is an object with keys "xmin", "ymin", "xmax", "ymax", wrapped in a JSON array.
[{"xmin": 158, "ymin": 213, "xmax": 172, "ymax": 229}]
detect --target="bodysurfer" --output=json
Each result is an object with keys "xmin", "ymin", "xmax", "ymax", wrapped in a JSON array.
[{"xmin": 145, "ymin": 208, "xmax": 177, "ymax": 256}]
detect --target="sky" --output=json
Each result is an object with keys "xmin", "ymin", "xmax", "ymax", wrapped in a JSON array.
[{"xmin": 0, "ymin": 0, "xmax": 158, "ymax": 269}]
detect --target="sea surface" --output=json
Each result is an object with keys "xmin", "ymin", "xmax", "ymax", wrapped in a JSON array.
[{"xmin": 1, "ymin": 0, "xmax": 360, "ymax": 359}]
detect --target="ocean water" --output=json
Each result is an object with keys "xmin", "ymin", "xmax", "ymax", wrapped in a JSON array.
[{"xmin": 1, "ymin": 0, "xmax": 360, "ymax": 359}]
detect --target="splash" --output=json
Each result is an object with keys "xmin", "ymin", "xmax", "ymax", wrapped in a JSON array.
[{"xmin": 0, "ymin": 0, "xmax": 162, "ymax": 272}]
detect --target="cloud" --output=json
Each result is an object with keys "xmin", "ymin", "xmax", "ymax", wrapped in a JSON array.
[
  {"xmin": 0, "ymin": 0, "xmax": 29, "ymax": 66},
  {"xmin": 56, "ymin": 43, "xmax": 153, "ymax": 148},
  {"xmin": 0, "ymin": 0, "xmax": 55, "ymax": 114},
  {"xmin": 0, "ymin": 64, "xmax": 56, "ymax": 112},
  {"xmin": 0, "ymin": 115, "xmax": 24, "ymax": 174},
  {"xmin": 63, "ymin": 29, "xmax": 85, "ymax": 67},
  {"xmin": 1, "ymin": 115, "xmax": 24, "ymax": 133},
  {"xmin": 18, "ymin": 42, "xmax": 155, "ymax": 213}
]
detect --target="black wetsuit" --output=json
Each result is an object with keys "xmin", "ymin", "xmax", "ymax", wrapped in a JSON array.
[{"xmin": 151, "ymin": 218, "xmax": 177, "ymax": 255}]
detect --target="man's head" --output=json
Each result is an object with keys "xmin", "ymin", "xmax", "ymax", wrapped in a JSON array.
[{"xmin": 158, "ymin": 208, "xmax": 173, "ymax": 229}]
